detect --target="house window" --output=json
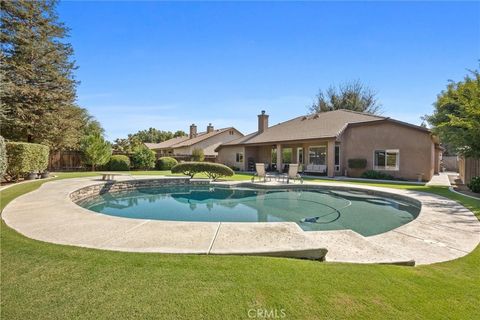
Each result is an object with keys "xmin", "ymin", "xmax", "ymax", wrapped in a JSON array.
[
  {"xmin": 229, "ymin": 130, "xmax": 234, "ymax": 135},
  {"xmin": 236, "ymin": 152, "xmax": 244, "ymax": 163},
  {"xmin": 374, "ymin": 149, "xmax": 399, "ymax": 171},
  {"xmin": 309, "ymin": 146, "xmax": 326, "ymax": 165}
]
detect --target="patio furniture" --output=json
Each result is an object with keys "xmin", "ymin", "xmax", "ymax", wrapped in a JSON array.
[
  {"xmin": 282, "ymin": 163, "xmax": 303, "ymax": 184},
  {"xmin": 305, "ymin": 164, "xmax": 327, "ymax": 174},
  {"xmin": 252, "ymin": 163, "xmax": 276, "ymax": 182}
]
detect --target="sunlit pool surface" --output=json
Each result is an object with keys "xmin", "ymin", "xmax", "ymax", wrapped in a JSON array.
[{"xmin": 78, "ymin": 185, "xmax": 420, "ymax": 236}]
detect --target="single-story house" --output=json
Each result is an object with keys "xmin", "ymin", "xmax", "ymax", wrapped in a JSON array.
[
  {"xmin": 145, "ymin": 123, "xmax": 243, "ymax": 161},
  {"xmin": 216, "ymin": 110, "xmax": 442, "ymax": 181}
]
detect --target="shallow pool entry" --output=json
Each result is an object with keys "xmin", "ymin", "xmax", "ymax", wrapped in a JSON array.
[{"xmin": 78, "ymin": 185, "xmax": 420, "ymax": 236}]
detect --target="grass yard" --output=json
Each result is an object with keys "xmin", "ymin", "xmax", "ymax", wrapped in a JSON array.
[{"xmin": 1, "ymin": 172, "xmax": 479, "ymax": 319}]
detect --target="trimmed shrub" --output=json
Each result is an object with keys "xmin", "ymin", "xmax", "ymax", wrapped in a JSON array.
[
  {"xmin": 5, "ymin": 142, "xmax": 49, "ymax": 181},
  {"xmin": 360, "ymin": 170, "xmax": 395, "ymax": 180},
  {"xmin": 467, "ymin": 176, "xmax": 480, "ymax": 193},
  {"xmin": 0, "ymin": 136, "xmax": 7, "ymax": 178},
  {"xmin": 348, "ymin": 158, "xmax": 367, "ymax": 169},
  {"xmin": 131, "ymin": 146, "xmax": 156, "ymax": 170},
  {"xmin": 171, "ymin": 162, "xmax": 234, "ymax": 180},
  {"xmin": 156, "ymin": 157, "xmax": 178, "ymax": 170},
  {"xmin": 108, "ymin": 155, "xmax": 130, "ymax": 171},
  {"xmin": 191, "ymin": 148, "xmax": 205, "ymax": 162}
]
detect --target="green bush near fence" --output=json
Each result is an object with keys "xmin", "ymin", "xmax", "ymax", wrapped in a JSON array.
[
  {"xmin": 156, "ymin": 157, "xmax": 178, "ymax": 170},
  {"xmin": 108, "ymin": 155, "xmax": 131, "ymax": 171},
  {"xmin": 467, "ymin": 176, "xmax": 480, "ymax": 193},
  {"xmin": 171, "ymin": 162, "xmax": 234, "ymax": 180},
  {"xmin": 5, "ymin": 142, "xmax": 49, "ymax": 181}
]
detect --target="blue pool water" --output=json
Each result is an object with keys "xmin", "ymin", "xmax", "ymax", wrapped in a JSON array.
[{"xmin": 78, "ymin": 185, "xmax": 420, "ymax": 236}]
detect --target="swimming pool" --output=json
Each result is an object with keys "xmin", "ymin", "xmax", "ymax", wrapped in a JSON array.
[{"xmin": 78, "ymin": 184, "xmax": 420, "ymax": 236}]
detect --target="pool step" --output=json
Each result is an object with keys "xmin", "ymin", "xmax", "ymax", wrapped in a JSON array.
[{"xmin": 306, "ymin": 229, "xmax": 416, "ymax": 266}]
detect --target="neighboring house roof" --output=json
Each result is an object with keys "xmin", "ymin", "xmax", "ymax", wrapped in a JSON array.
[
  {"xmin": 145, "ymin": 127, "xmax": 241, "ymax": 152},
  {"xmin": 172, "ymin": 127, "xmax": 236, "ymax": 148},
  {"xmin": 218, "ymin": 110, "xmax": 430, "ymax": 149},
  {"xmin": 144, "ymin": 136, "xmax": 190, "ymax": 150}
]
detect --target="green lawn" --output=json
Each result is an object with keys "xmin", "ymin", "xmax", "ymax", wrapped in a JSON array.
[{"xmin": 1, "ymin": 172, "xmax": 479, "ymax": 319}]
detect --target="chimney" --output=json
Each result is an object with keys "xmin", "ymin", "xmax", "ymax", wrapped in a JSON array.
[
  {"xmin": 207, "ymin": 123, "xmax": 214, "ymax": 133},
  {"xmin": 258, "ymin": 110, "xmax": 269, "ymax": 133},
  {"xmin": 189, "ymin": 124, "xmax": 197, "ymax": 138}
]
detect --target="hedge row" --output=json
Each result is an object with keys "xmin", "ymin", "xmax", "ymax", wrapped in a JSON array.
[
  {"xmin": 5, "ymin": 142, "xmax": 49, "ymax": 181},
  {"xmin": 171, "ymin": 162, "xmax": 234, "ymax": 180},
  {"xmin": 360, "ymin": 170, "xmax": 395, "ymax": 180}
]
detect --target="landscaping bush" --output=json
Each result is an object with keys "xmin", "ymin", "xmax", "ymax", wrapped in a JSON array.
[
  {"xmin": 348, "ymin": 158, "xmax": 367, "ymax": 169},
  {"xmin": 80, "ymin": 134, "xmax": 112, "ymax": 171},
  {"xmin": 156, "ymin": 157, "xmax": 178, "ymax": 170},
  {"xmin": 108, "ymin": 155, "xmax": 130, "ymax": 171},
  {"xmin": 5, "ymin": 142, "xmax": 49, "ymax": 181},
  {"xmin": 0, "ymin": 136, "xmax": 7, "ymax": 178},
  {"xmin": 171, "ymin": 162, "xmax": 234, "ymax": 180},
  {"xmin": 360, "ymin": 170, "xmax": 395, "ymax": 180},
  {"xmin": 191, "ymin": 148, "xmax": 205, "ymax": 162},
  {"xmin": 131, "ymin": 146, "xmax": 156, "ymax": 170},
  {"xmin": 467, "ymin": 176, "xmax": 480, "ymax": 193}
]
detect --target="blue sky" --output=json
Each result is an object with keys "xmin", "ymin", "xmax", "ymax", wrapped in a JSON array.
[{"xmin": 58, "ymin": 1, "xmax": 479, "ymax": 141}]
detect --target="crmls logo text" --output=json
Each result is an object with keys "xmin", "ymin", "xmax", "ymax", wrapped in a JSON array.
[{"xmin": 247, "ymin": 308, "xmax": 287, "ymax": 319}]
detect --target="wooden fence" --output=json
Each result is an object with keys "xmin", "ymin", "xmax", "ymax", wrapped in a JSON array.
[
  {"xmin": 442, "ymin": 156, "xmax": 458, "ymax": 172},
  {"xmin": 458, "ymin": 156, "xmax": 480, "ymax": 185},
  {"xmin": 49, "ymin": 151, "xmax": 85, "ymax": 171}
]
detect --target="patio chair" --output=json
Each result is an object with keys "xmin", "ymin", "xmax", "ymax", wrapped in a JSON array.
[
  {"xmin": 284, "ymin": 163, "xmax": 303, "ymax": 184},
  {"xmin": 252, "ymin": 163, "xmax": 275, "ymax": 182}
]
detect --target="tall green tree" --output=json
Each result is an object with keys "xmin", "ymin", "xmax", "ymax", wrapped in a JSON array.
[
  {"xmin": 113, "ymin": 129, "xmax": 187, "ymax": 153},
  {"xmin": 309, "ymin": 80, "xmax": 383, "ymax": 115},
  {"xmin": 424, "ymin": 68, "xmax": 480, "ymax": 157},
  {"xmin": 1, "ymin": 0, "xmax": 99, "ymax": 150},
  {"xmin": 80, "ymin": 134, "xmax": 111, "ymax": 171}
]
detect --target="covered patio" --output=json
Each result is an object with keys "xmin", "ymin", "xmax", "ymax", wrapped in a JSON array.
[{"xmin": 244, "ymin": 139, "xmax": 340, "ymax": 177}]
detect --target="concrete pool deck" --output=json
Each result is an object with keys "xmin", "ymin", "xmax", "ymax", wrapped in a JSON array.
[{"xmin": 2, "ymin": 176, "xmax": 479, "ymax": 265}]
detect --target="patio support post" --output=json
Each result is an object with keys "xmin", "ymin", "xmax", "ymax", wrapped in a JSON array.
[
  {"xmin": 327, "ymin": 140, "xmax": 335, "ymax": 178},
  {"xmin": 276, "ymin": 144, "xmax": 282, "ymax": 173}
]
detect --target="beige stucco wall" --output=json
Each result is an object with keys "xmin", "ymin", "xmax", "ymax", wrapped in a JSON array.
[
  {"xmin": 216, "ymin": 146, "xmax": 246, "ymax": 169},
  {"xmin": 173, "ymin": 130, "xmax": 243, "ymax": 157},
  {"xmin": 341, "ymin": 122, "xmax": 435, "ymax": 181}
]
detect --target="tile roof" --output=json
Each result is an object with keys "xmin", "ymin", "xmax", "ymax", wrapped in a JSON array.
[
  {"xmin": 172, "ymin": 128, "xmax": 234, "ymax": 148},
  {"xmin": 221, "ymin": 110, "xmax": 385, "ymax": 146},
  {"xmin": 144, "ymin": 136, "xmax": 189, "ymax": 150},
  {"xmin": 145, "ymin": 128, "xmax": 237, "ymax": 150}
]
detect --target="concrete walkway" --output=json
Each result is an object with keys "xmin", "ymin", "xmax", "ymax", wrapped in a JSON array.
[
  {"xmin": 426, "ymin": 172, "xmax": 452, "ymax": 187},
  {"xmin": 2, "ymin": 176, "xmax": 479, "ymax": 265}
]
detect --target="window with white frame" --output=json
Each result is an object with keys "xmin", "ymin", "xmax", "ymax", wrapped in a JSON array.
[
  {"xmin": 236, "ymin": 152, "xmax": 244, "ymax": 163},
  {"xmin": 374, "ymin": 149, "xmax": 399, "ymax": 170}
]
